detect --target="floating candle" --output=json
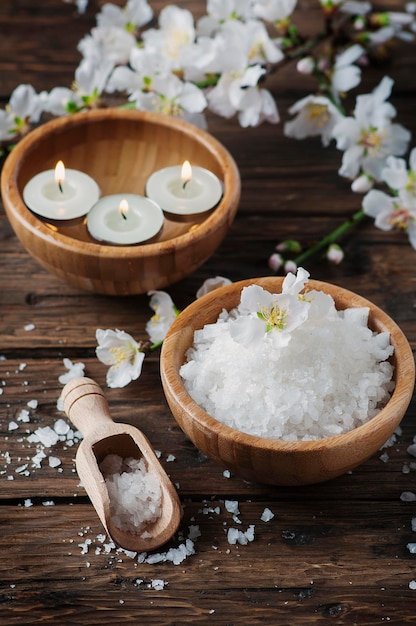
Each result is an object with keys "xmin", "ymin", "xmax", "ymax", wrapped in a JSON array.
[
  {"xmin": 86, "ymin": 194, "xmax": 164, "ymax": 245},
  {"xmin": 145, "ymin": 161, "xmax": 223, "ymax": 215},
  {"xmin": 23, "ymin": 161, "xmax": 100, "ymax": 220}
]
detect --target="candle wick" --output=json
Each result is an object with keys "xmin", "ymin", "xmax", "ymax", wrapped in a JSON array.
[
  {"xmin": 58, "ymin": 181, "xmax": 63, "ymax": 193},
  {"xmin": 182, "ymin": 180, "xmax": 189, "ymax": 190},
  {"xmin": 121, "ymin": 211, "xmax": 127, "ymax": 221}
]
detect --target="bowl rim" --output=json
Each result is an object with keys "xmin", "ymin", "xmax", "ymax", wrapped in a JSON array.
[
  {"xmin": 1, "ymin": 108, "xmax": 241, "ymax": 260},
  {"xmin": 161, "ymin": 276, "xmax": 415, "ymax": 452}
]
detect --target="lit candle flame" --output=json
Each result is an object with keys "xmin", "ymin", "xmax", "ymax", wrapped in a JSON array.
[
  {"xmin": 181, "ymin": 160, "xmax": 192, "ymax": 189},
  {"xmin": 54, "ymin": 160, "xmax": 65, "ymax": 193},
  {"xmin": 119, "ymin": 198, "xmax": 129, "ymax": 221}
]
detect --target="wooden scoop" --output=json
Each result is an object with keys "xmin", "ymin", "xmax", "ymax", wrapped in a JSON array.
[{"xmin": 61, "ymin": 376, "xmax": 182, "ymax": 552}]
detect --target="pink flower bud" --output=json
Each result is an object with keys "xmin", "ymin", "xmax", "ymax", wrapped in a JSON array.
[
  {"xmin": 296, "ymin": 57, "xmax": 314, "ymax": 75},
  {"xmin": 326, "ymin": 244, "xmax": 344, "ymax": 264},
  {"xmin": 268, "ymin": 253, "xmax": 283, "ymax": 272},
  {"xmin": 284, "ymin": 260, "xmax": 298, "ymax": 274}
]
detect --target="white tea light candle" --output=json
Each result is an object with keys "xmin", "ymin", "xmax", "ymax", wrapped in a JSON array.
[
  {"xmin": 23, "ymin": 161, "xmax": 100, "ymax": 220},
  {"xmin": 146, "ymin": 161, "xmax": 223, "ymax": 215},
  {"xmin": 86, "ymin": 194, "xmax": 164, "ymax": 245}
]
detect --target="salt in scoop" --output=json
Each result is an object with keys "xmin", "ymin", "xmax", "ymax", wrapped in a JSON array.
[{"xmin": 62, "ymin": 376, "xmax": 181, "ymax": 552}]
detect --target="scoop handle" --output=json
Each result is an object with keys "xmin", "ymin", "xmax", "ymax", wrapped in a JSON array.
[{"xmin": 61, "ymin": 376, "xmax": 114, "ymax": 436}]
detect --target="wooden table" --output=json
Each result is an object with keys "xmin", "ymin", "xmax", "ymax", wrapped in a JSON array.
[{"xmin": 0, "ymin": 1, "xmax": 415, "ymax": 624}]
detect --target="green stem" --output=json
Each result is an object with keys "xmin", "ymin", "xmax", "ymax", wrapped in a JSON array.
[{"xmin": 291, "ymin": 209, "xmax": 367, "ymax": 267}]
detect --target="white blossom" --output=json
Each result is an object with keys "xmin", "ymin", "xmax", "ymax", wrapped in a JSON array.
[
  {"xmin": 142, "ymin": 6, "xmax": 195, "ymax": 71},
  {"xmin": 145, "ymin": 291, "xmax": 178, "ymax": 344},
  {"xmin": 96, "ymin": 329, "xmax": 145, "ymax": 388},
  {"xmin": 284, "ymin": 95, "xmax": 344, "ymax": 146},
  {"xmin": 196, "ymin": 276, "xmax": 232, "ymax": 299},
  {"xmin": 331, "ymin": 76, "xmax": 411, "ymax": 180},
  {"xmin": 330, "ymin": 44, "xmax": 364, "ymax": 102},
  {"xmin": 252, "ymin": 0, "xmax": 298, "ymax": 23},
  {"xmin": 96, "ymin": 0, "xmax": 153, "ymax": 31},
  {"xmin": 362, "ymin": 188, "xmax": 416, "ymax": 248},
  {"xmin": 78, "ymin": 25, "xmax": 136, "ymax": 65}
]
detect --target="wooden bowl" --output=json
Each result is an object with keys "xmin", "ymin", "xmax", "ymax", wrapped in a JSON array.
[
  {"xmin": 1, "ymin": 109, "xmax": 240, "ymax": 295},
  {"xmin": 160, "ymin": 277, "xmax": 415, "ymax": 486}
]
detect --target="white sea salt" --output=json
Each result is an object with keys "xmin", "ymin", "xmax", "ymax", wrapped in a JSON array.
[
  {"xmin": 180, "ymin": 279, "xmax": 395, "ymax": 441},
  {"xmin": 261, "ymin": 507, "xmax": 275, "ymax": 522},
  {"xmin": 99, "ymin": 454, "xmax": 162, "ymax": 535}
]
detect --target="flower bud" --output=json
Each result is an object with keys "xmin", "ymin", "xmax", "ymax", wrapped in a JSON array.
[
  {"xmin": 296, "ymin": 57, "xmax": 314, "ymax": 75},
  {"xmin": 351, "ymin": 174, "xmax": 374, "ymax": 193},
  {"xmin": 326, "ymin": 243, "xmax": 344, "ymax": 264},
  {"xmin": 268, "ymin": 253, "xmax": 284, "ymax": 272},
  {"xmin": 284, "ymin": 260, "xmax": 298, "ymax": 274}
]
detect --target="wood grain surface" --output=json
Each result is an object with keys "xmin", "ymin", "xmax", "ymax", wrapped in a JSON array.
[{"xmin": 0, "ymin": 1, "xmax": 415, "ymax": 624}]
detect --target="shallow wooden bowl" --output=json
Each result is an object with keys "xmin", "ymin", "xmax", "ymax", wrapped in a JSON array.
[
  {"xmin": 160, "ymin": 277, "xmax": 415, "ymax": 486},
  {"xmin": 1, "ymin": 109, "xmax": 240, "ymax": 295}
]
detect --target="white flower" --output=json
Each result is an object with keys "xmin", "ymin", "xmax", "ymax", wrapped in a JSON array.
[
  {"xmin": 284, "ymin": 95, "xmax": 344, "ymax": 146},
  {"xmin": 330, "ymin": 44, "xmax": 364, "ymax": 102},
  {"xmin": 252, "ymin": 0, "xmax": 298, "ymax": 23},
  {"xmin": 362, "ymin": 188, "xmax": 416, "ymax": 248},
  {"xmin": 196, "ymin": 276, "xmax": 232, "ymax": 298},
  {"xmin": 78, "ymin": 25, "xmax": 136, "ymax": 65},
  {"xmin": 331, "ymin": 76, "xmax": 411, "ymax": 180},
  {"xmin": 145, "ymin": 291, "xmax": 178, "ymax": 344},
  {"xmin": 97, "ymin": 0, "xmax": 153, "ymax": 31},
  {"xmin": 96, "ymin": 329, "xmax": 145, "ymax": 388},
  {"xmin": 142, "ymin": 6, "xmax": 195, "ymax": 71},
  {"xmin": 44, "ymin": 87, "xmax": 81, "ymax": 116},
  {"xmin": 0, "ymin": 109, "xmax": 16, "ymax": 141},
  {"xmin": 381, "ymin": 148, "xmax": 416, "ymax": 195},
  {"xmin": 208, "ymin": 64, "xmax": 279, "ymax": 127},
  {"xmin": 197, "ymin": 0, "xmax": 254, "ymax": 36},
  {"xmin": 7, "ymin": 84, "xmax": 46, "ymax": 134},
  {"xmin": 230, "ymin": 268, "xmax": 311, "ymax": 347},
  {"xmin": 296, "ymin": 57, "xmax": 314, "ymax": 74}
]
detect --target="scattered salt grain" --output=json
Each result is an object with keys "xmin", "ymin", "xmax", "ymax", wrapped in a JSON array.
[
  {"xmin": 407, "ymin": 444, "xmax": 416, "ymax": 458},
  {"xmin": 99, "ymin": 454, "xmax": 162, "ymax": 535},
  {"xmin": 409, "ymin": 581, "xmax": 416, "ymax": 590},
  {"xmin": 33, "ymin": 426, "xmax": 60, "ymax": 448},
  {"xmin": 17, "ymin": 409, "xmax": 30, "ymax": 423},
  {"xmin": 227, "ymin": 525, "xmax": 255, "ymax": 545},
  {"xmin": 8, "ymin": 421, "xmax": 18, "ymax": 431},
  {"xmin": 411, "ymin": 517, "xmax": 416, "ymax": 532},
  {"xmin": 24, "ymin": 324, "xmax": 35, "ymax": 332},
  {"xmin": 42, "ymin": 500, "xmax": 55, "ymax": 506},
  {"xmin": 49, "ymin": 456, "xmax": 61, "ymax": 468},
  {"xmin": 166, "ymin": 454, "xmax": 176, "ymax": 462},
  {"xmin": 180, "ymin": 280, "xmax": 394, "ymax": 441},
  {"xmin": 27, "ymin": 399, "xmax": 38, "ymax": 409},
  {"xmin": 224, "ymin": 500, "xmax": 240, "ymax": 515},
  {"xmin": 400, "ymin": 492, "xmax": 416, "ymax": 502},
  {"xmin": 151, "ymin": 579, "xmax": 167, "ymax": 590},
  {"xmin": 223, "ymin": 470, "xmax": 231, "ymax": 478},
  {"xmin": 58, "ymin": 358, "xmax": 85, "ymax": 384},
  {"xmin": 261, "ymin": 507, "xmax": 275, "ymax": 522},
  {"xmin": 407, "ymin": 543, "xmax": 416, "ymax": 554},
  {"xmin": 24, "ymin": 499, "xmax": 33, "ymax": 507}
]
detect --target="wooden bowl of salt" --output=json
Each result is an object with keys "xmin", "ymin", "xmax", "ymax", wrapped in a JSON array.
[
  {"xmin": 1, "ymin": 109, "xmax": 240, "ymax": 295},
  {"xmin": 160, "ymin": 276, "xmax": 415, "ymax": 486}
]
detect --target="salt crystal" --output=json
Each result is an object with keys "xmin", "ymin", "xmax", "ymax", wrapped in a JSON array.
[
  {"xmin": 54, "ymin": 419, "xmax": 70, "ymax": 436},
  {"xmin": 17, "ymin": 409, "xmax": 30, "ymax": 423},
  {"xmin": 8, "ymin": 421, "xmax": 18, "ymax": 431},
  {"xmin": 166, "ymin": 454, "xmax": 176, "ymax": 462},
  {"xmin": 409, "ymin": 581, "xmax": 416, "ymax": 590},
  {"xmin": 99, "ymin": 455, "xmax": 162, "ymax": 534},
  {"xmin": 27, "ymin": 399, "xmax": 38, "ymax": 409},
  {"xmin": 400, "ymin": 491, "xmax": 416, "ymax": 502},
  {"xmin": 261, "ymin": 507, "xmax": 275, "ymax": 522},
  {"xmin": 24, "ymin": 324, "xmax": 35, "ymax": 331},
  {"xmin": 34, "ymin": 426, "xmax": 59, "ymax": 447},
  {"xmin": 42, "ymin": 500, "xmax": 55, "ymax": 506},
  {"xmin": 411, "ymin": 518, "xmax": 416, "ymax": 532},
  {"xmin": 49, "ymin": 456, "xmax": 61, "ymax": 468},
  {"xmin": 31, "ymin": 450, "xmax": 46, "ymax": 468},
  {"xmin": 223, "ymin": 470, "xmax": 231, "ymax": 478},
  {"xmin": 224, "ymin": 500, "xmax": 240, "ymax": 515},
  {"xmin": 58, "ymin": 358, "xmax": 85, "ymax": 384},
  {"xmin": 407, "ymin": 543, "xmax": 416, "ymax": 554},
  {"xmin": 151, "ymin": 579, "xmax": 166, "ymax": 590},
  {"xmin": 407, "ymin": 444, "xmax": 416, "ymax": 458},
  {"xmin": 180, "ymin": 280, "xmax": 394, "ymax": 441},
  {"xmin": 24, "ymin": 499, "xmax": 33, "ymax": 507}
]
